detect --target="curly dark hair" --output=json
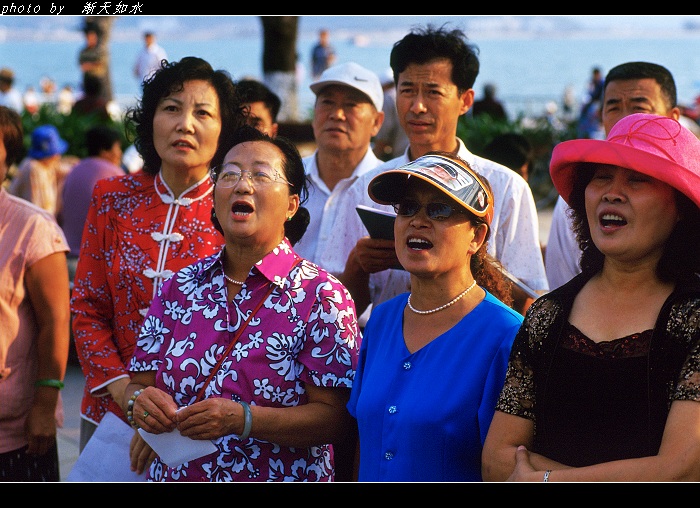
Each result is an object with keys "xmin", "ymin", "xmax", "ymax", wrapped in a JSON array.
[
  {"xmin": 464, "ymin": 183, "xmax": 513, "ymax": 307},
  {"xmin": 209, "ymin": 124, "xmax": 310, "ymax": 245},
  {"xmin": 389, "ymin": 23, "xmax": 480, "ymax": 94},
  {"xmin": 0, "ymin": 106, "xmax": 24, "ymax": 170},
  {"xmin": 567, "ymin": 163, "xmax": 700, "ymax": 281},
  {"xmin": 124, "ymin": 56, "xmax": 245, "ymax": 176}
]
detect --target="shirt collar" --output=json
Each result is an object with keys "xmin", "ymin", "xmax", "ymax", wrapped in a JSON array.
[
  {"xmin": 203, "ymin": 238, "xmax": 300, "ymax": 290},
  {"xmin": 154, "ymin": 171, "xmax": 214, "ymax": 205}
]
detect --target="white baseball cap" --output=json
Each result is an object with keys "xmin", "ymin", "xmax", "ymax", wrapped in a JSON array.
[{"xmin": 310, "ymin": 62, "xmax": 383, "ymax": 111}]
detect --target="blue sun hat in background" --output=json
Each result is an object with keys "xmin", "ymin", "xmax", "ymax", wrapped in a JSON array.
[{"xmin": 29, "ymin": 124, "xmax": 69, "ymax": 159}]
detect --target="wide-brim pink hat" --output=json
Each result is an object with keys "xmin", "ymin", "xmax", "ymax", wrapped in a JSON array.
[{"xmin": 550, "ymin": 113, "xmax": 700, "ymax": 209}]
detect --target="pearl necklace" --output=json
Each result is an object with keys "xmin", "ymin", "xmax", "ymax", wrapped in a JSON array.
[
  {"xmin": 223, "ymin": 273, "xmax": 246, "ymax": 285},
  {"xmin": 407, "ymin": 280, "xmax": 477, "ymax": 315}
]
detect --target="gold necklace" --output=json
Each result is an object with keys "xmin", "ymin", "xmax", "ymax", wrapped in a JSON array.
[
  {"xmin": 406, "ymin": 280, "xmax": 477, "ymax": 315},
  {"xmin": 223, "ymin": 273, "xmax": 246, "ymax": 285}
]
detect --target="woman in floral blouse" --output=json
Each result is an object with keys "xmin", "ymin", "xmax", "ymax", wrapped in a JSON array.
[
  {"xmin": 124, "ymin": 125, "xmax": 360, "ymax": 482},
  {"xmin": 71, "ymin": 57, "xmax": 246, "ymax": 464}
]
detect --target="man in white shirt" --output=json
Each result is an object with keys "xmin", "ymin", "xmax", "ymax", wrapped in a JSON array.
[
  {"xmin": 545, "ymin": 61, "xmax": 680, "ymax": 289},
  {"xmin": 294, "ymin": 61, "xmax": 385, "ymax": 276},
  {"xmin": 321, "ymin": 25, "xmax": 547, "ymax": 316},
  {"xmin": 133, "ymin": 31, "xmax": 168, "ymax": 85},
  {"xmin": 0, "ymin": 68, "xmax": 23, "ymax": 113},
  {"xmin": 293, "ymin": 62, "xmax": 384, "ymax": 483}
]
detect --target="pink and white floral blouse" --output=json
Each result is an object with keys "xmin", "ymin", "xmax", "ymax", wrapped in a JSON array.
[{"xmin": 130, "ymin": 239, "xmax": 360, "ymax": 482}]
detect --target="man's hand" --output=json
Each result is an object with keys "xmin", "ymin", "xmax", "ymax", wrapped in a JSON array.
[
  {"xmin": 353, "ymin": 236, "xmax": 399, "ymax": 274},
  {"xmin": 338, "ymin": 237, "xmax": 399, "ymax": 316}
]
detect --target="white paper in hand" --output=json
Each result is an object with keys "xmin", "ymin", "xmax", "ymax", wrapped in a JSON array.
[
  {"xmin": 138, "ymin": 427, "xmax": 217, "ymax": 468},
  {"xmin": 66, "ymin": 411, "xmax": 147, "ymax": 482}
]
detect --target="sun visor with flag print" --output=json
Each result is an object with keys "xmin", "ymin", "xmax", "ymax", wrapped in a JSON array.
[{"xmin": 368, "ymin": 153, "xmax": 494, "ymax": 225}]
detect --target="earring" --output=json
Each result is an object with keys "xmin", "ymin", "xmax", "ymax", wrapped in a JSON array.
[{"xmin": 286, "ymin": 216, "xmax": 292, "ymax": 222}]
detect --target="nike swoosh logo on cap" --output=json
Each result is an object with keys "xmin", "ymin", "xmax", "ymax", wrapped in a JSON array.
[{"xmin": 354, "ymin": 76, "xmax": 368, "ymax": 82}]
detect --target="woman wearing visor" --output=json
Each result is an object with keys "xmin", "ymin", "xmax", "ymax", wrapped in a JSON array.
[{"xmin": 347, "ymin": 151, "xmax": 523, "ymax": 481}]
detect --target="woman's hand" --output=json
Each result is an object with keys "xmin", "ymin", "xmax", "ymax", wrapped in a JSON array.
[
  {"xmin": 176, "ymin": 398, "xmax": 240, "ymax": 440},
  {"xmin": 129, "ymin": 431, "xmax": 157, "ymax": 475},
  {"xmin": 507, "ymin": 445, "xmax": 543, "ymax": 482},
  {"xmin": 25, "ymin": 399, "xmax": 58, "ymax": 455},
  {"xmin": 132, "ymin": 385, "xmax": 178, "ymax": 434}
]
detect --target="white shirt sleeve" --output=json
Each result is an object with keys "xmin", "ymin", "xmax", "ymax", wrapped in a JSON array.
[
  {"xmin": 545, "ymin": 195, "xmax": 581, "ymax": 289},
  {"xmin": 468, "ymin": 151, "xmax": 549, "ymax": 293}
]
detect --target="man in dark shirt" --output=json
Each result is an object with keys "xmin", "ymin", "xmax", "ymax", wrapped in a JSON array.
[{"xmin": 472, "ymin": 83, "xmax": 508, "ymax": 121}]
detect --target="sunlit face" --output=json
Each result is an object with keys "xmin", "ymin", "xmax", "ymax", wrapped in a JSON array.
[
  {"xmin": 585, "ymin": 164, "xmax": 680, "ymax": 264},
  {"xmin": 312, "ymin": 85, "xmax": 383, "ymax": 153},
  {"xmin": 602, "ymin": 78, "xmax": 680, "ymax": 134},
  {"xmin": 394, "ymin": 179, "xmax": 485, "ymax": 277},
  {"xmin": 214, "ymin": 140, "xmax": 299, "ymax": 250},
  {"xmin": 396, "ymin": 59, "xmax": 472, "ymax": 157},
  {"xmin": 85, "ymin": 30, "xmax": 99, "ymax": 47},
  {"xmin": 517, "ymin": 162, "xmax": 529, "ymax": 182},
  {"xmin": 152, "ymin": 79, "xmax": 222, "ymax": 176},
  {"xmin": 243, "ymin": 101, "xmax": 278, "ymax": 137},
  {"xmin": 105, "ymin": 140, "xmax": 123, "ymax": 167}
]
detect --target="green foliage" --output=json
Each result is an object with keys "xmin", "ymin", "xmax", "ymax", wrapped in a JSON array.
[
  {"xmin": 20, "ymin": 103, "xmax": 131, "ymax": 160},
  {"xmin": 457, "ymin": 113, "xmax": 579, "ymax": 208}
]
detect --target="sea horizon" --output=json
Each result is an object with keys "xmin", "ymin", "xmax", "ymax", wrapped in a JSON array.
[{"xmin": 3, "ymin": 15, "xmax": 700, "ymax": 121}]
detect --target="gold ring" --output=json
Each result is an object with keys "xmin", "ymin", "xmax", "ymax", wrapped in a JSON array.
[{"xmin": 143, "ymin": 410, "xmax": 149, "ymax": 419}]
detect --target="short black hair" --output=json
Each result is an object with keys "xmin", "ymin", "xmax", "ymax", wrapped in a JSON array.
[
  {"xmin": 389, "ymin": 23, "xmax": 480, "ymax": 92},
  {"xmin": 236, "ymin": 79, "xmax": 282, "ymax": 122},
  {"xmin": 604, "ymin": 61, "xmax": 677, "ymax": 108},
  {"xmin": 481, "ymin": 133, "xmax": 533, "ymax": 173},
  {"xmin": 85, "ymin": 125, "xmax": 121, "ymax": 157},
  {"xmin": 83, "ymin": 20, "xmax": 102, "ymax": 37},
  {"xmin": 0, "ymin": 106, "xmax": 24, "ymax": 169},
  {"xmin": 82, "ymin": 73, "xmax": 103, "ymax": 96}
]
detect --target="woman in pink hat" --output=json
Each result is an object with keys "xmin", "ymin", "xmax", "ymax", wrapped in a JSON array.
[{"xmin": 483, "ymin": 113, "xmax": 700, "ymax": 482}]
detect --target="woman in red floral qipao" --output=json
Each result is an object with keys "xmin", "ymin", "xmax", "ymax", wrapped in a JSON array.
[{"xmin": 71, "ymin": 57, "xmax": 246, "ymax": 467}]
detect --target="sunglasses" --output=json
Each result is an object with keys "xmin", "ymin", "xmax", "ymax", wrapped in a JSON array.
[{"xmin": 392, "ymin": 200, "xmax": 466, "ymax": 221}]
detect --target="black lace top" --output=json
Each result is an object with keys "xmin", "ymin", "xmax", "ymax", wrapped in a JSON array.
[{"xmin": 495, "ymin": 272, "xmax": 700, "ymax": 467}]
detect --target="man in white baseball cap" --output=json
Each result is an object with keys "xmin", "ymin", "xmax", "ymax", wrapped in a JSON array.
[
  {"xmin": 295, "ymin": 61, "xmax": 385, "ymax": 277},
  {"xmin": 308, "ymin": 61, "xmax": 384, "ymax": 111},
  {"xmin": 296, "ymin": 60, "xmax": 385, "ymax": 482}
]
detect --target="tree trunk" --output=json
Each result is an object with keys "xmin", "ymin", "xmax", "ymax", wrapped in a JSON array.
[
  {"xmin": 85, "ymin": 16, "xmax": 115, "ymax": 102},
  {"xmin": 259, "ymin": 16, "xmax": 299, "ymax": 122}
]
